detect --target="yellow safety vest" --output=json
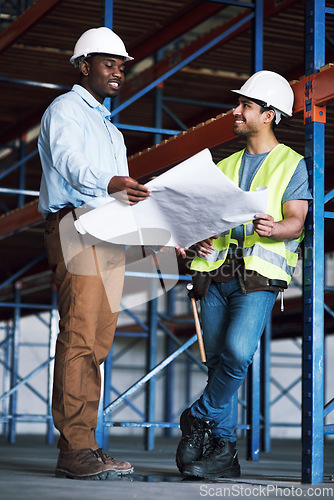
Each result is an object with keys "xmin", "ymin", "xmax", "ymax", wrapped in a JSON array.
[{"xmin": 190, "ymin": 144, "xmax": 304, "ymax": 284}]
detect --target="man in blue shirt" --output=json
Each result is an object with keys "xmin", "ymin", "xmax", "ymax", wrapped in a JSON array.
[{"xmin": 38, "ymin": 27, "xmax": 150, "ymax": 480}]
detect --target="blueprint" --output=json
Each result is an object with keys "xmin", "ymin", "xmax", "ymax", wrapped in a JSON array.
[{"xmin": 74, "ymin": 149, "xmax": 268, "ymax": 249}]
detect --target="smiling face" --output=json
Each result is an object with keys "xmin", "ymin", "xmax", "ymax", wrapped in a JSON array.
[
  {"xmin": 232, "ymin": 96, "xmax": 266, "ymax": 137},
  {"xmin": 79, "ymin": 54, "xmax": 125, "ymax": 103}
]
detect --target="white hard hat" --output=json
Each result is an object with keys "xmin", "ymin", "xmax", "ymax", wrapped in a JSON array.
[
  {"xmin": 70, "ymin": 27, "xmax": 133, "ymax": 67},
  {"xmin": 231, "ymin": 70, "xmax": 294, "ymax": 117}
]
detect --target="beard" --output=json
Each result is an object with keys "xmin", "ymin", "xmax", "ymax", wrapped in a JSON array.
[{"xmin": 233, "ymin": 121, "xmax": 258, "ymax": 137}]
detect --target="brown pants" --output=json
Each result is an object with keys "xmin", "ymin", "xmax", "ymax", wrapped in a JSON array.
[{"xmin": 44, "ymin": 212, "xmax": 125, "ymax": 451}]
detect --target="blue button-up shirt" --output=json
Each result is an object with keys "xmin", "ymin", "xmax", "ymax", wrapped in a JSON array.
[{"xmin": 38, "ymin": 84, "xmax": 129, "ymax": 218}]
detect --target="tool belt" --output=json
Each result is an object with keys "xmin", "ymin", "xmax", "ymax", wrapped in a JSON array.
[{"xmin": 191, "ymin": 255, "xmax": 287, "ymax": 298}]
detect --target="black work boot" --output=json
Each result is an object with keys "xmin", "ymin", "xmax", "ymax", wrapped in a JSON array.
[
  {"xmin": 182, "ymin": 436, "xmax": 241, "ymax": 479},
  {"xmin": 176, "ymin": 408, "xmax": 210, "ymax": 473}
]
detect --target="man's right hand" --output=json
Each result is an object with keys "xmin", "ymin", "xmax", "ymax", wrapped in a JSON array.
[
  {"xmin": 195, "ymin": 235, "xmax": 218, "ymax": 258},
  {"xmin": 108, "ymin": 176, "xmax": 151, "ymax": 205}
]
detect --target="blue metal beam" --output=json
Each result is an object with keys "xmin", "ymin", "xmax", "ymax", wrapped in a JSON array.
[
  {"xmin": 116, "ymin": 123, "xmax": 180, "ymax": 136},
  {"xmin": 109, "ymin": 13, "xmax": 254, "ymax": 119},
  {"xmin": 104, "ymin": 0, "xmax": 113, "ymax": 29},
  {"xmin": 247, "ymin": 343, "xmax": 260, "ymax": 461},
  {"xmin": 252, "ymin": 0, "xmax": 263, "ymax": 72},
  {"xmin": 324, "ymin": 398, "xmax": 334, "ymax": 418},
  {"xmin": 0, "ymin": 187, "xmax": 39, "ymax": 196},
  {"xmin": 201, "ymin": 0, "xmax": 254, "ymax": 7},
  {"xmin": 247, "ymin": 0, "xmax": 263, "ymax": 461},
  {"xmin": 104, "ymin": 334, "xmax": 198, "ymax": 415},
  {"xmin": 0, "ymin": 75, "xmax": 69, "ymax": 90},
  {"xmin": 0, "ymin": 149, "xmax": 38, "ymax": 181},
  {"xmin": 162, "ymin": 104, "xmax": 187, "ymax": 131},
  {"xmin": 164, "ymin": 95, "xmax": 231, "ymax": 110},
  {"xmin": 0, "ymin": 358, "xmax": 47, "ymax": 403},
  {"xmin": 324, "ymin": 188, "xmax": 334, "ymax": 203},
  {"xmin": 0, "ymin": 302, "xmax": 52, "ymax": 310},
  {"xmin": 0, "ymin": 253, "xmax": 46, "ymax": 291},
  {"xmin": 302, "ymin": 0, "xmax": 325, "ymax": 485},
  {"xmin": 145, "ymin": 297, "xmax": 158, "ymax": 449},
  {"xmin": 0, "ymin": 356, "xmax": 53, "ymax": 404},
  {"xmin": 105, "ymin": 421, "xmax": 180, "ymax": 428}
]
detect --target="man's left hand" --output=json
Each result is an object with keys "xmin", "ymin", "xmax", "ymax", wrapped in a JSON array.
[
  {"xmin": 253, "ymin": 213, "xmax": 275, "ymax": 237},
  {"xmin": 254, "ymin": 200, "xmax": 308, "ymax": 241}
]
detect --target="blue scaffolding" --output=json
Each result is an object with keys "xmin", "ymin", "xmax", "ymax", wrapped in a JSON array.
[{"xmin": 0, "ymin": 0, "xmax": 333, "ymax": 485}]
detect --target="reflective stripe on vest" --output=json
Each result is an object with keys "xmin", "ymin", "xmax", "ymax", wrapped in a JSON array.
[{"xmin": 190, "ymin": 144, "xmax": 304, "ymax": 283}]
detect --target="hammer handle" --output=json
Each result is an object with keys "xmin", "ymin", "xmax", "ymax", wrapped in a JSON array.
[{"xmin": 190, "ymin": 297, "xmax": 206, "ymax": 363}]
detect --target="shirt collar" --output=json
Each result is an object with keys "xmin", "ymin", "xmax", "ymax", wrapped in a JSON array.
[{"xmin": 72, "ymin": 84, "xmax": 111, "ymax": 119}]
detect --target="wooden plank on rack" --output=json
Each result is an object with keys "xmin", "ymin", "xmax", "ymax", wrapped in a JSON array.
[
  {"xmin": 128, "ymin": 111, "xmax": 237, "ymax": 179},
  {"xmin": 0, "ymin": 0, "xmax": 63, "ymax": 54}
]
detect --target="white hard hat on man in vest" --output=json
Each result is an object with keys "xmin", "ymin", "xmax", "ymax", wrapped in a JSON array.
[
  {"xmin": 231, "ymin": 70, "xmax": 294, "ymax": 124},
  {"xmin": 70, "ymin": 27, "xmax": 133, "ymax": 67}
]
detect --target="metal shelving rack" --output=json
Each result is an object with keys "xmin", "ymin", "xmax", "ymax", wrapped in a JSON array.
[{"xmin": 0, "ymin": 0, "xmax": 333, "ymax": 484}]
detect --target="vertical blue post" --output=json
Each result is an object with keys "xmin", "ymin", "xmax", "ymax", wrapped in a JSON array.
[
  {"xmin": 145, "ymin": 296, "xmax": 158, "ymax": 450},
  {"xmin": 247, "ymin": 342, "xmax": 260, "ymax": 461},
  {"xmin": 103, "ymin": 0, "xmax": 113, "ymax": 116},
  {"xmin": 261, "ymin": 319, "xmax": 271, "ymax": 453},
  {"xmin": 247, "ymin": 0, "xmax": 263, "ymax": 461},
  {"xmin": 46, "ymin": 288, "xmax": 58, "ymax": 445},
  {"xmin": 103, "ymin": 0, "xmax": 121, "ymax": 125},
  {"xmin": 252, "ymin": 0, "xmax": 263, "ymax": 73},
  {"xmin": 3, "ymin": 323, "xmax": 12, "ymax": 438},
  {"xmin": 9, "ymin": 284, "xmax": 21, "ymax": 443},
  {"xmin": 302, "ymin": 0, "xmax": 325, "ymax": 484},
  {"xmin": 103, "ymin": 347, "xmax": 113, "ymax": 450},
  {"xmin": 96, "ymin": 363, "xmax": 105, "ymax": 448},
  {"xmin": 104, "ymin": 0, "xmax": 113, "ymax": 30},
  {"xmin": 164, "ymin": 288, "xmax": 176, "ymax": 438},
  {"xmin": 96, "ymin": 0, "xmax": 114, "ymax": 449},
  {"xmin": 154, "ymin": 50, "xmax": 164, "ymax": 146},
  {"xmin": 18, "ymin": 136, "xmax": 26, "ymax": 207}
]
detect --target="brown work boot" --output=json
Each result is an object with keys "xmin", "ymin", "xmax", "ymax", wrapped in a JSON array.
[
  {"xmin": 55, "ymin": 448, "xmax": 118, "ymax": 480},
  {"xmin": 95, "ymin": 448, "xmax": 134, "ymax": 475}
]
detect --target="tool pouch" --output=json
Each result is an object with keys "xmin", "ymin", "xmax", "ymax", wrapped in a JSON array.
[
  {"xmin": 190, "ymin": 271, "xmax": 212, "ymax": 300},
  {"xmin": 236, "ymin": 267, "xmax": 287, "ymax": 294}
]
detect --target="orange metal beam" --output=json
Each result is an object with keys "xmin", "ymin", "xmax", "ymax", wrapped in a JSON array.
[
  {"xmin": 0, "ymin": 199, "xmax": 41, "ymax": 239},
  {"xmin": 0, "ymin": 0, "xmax": 63, "ymax": 54},
  {"xmin": 128, "ymin": 65, "xmax": 334, "ymax": 179},
  {"xmin": 128, "ymin": 112, "xmax": 236, "ymax": 179},
  {"xmin": 292, "ymin": 64, "xmax": 334, "ymax": 114},
  {"xmin": 312, "ymin": 64, "xmax": 334, "ymax": 106}
]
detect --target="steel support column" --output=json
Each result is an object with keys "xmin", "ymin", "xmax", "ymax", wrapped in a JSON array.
[
  {"xmin": 46, "ymin": 287, "xmax": 57, "ymax": 445},
  {"xmin": 302, "ymin": 0, "xmax": 326, "ymax": 484},
  {"xmin": 145, "ymin": 295, "xmax": 158, "ymax": 450},
  {"xmin": 261, "ymin": 319, "xmax": 271, "ymax": 453},
  {"xmin": 154, "ymin": 50, "xmax": 164, "ymax": 146},
  {"xmin": 18, "ymin": 135, "xmax": 26, "ymax": 207},
  {"xmin": 8, "ymin": 284, "xmax": 21, "ymax": 443},
  {"xmin": 247, "ymin": 0, "xmax": 263, "ymax": 462}
]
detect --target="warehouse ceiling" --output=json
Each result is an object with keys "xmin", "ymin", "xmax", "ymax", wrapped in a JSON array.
[{"xmin": 0, "ymin": 0, "xmax": 333, "ymax": 330}]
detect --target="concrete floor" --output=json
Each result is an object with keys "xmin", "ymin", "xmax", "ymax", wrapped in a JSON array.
[{"xmin": 0, "ymin": 434, "xmax": 334, "ymax": 500}]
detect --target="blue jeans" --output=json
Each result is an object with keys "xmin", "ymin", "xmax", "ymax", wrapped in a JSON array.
[{"xmin": 191, "ymin": 278, "xmax": 278, "ymax": 442}]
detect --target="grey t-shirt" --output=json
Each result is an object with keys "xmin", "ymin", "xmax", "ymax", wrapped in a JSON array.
[{"xmin": 231, "ymin": 149, "xmax": 312, "ymax": 246}]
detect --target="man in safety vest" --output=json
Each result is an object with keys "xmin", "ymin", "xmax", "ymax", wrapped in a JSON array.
[{"xmin": 176, "ymin": 70, "xmax": 311, "ymax": 479}]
